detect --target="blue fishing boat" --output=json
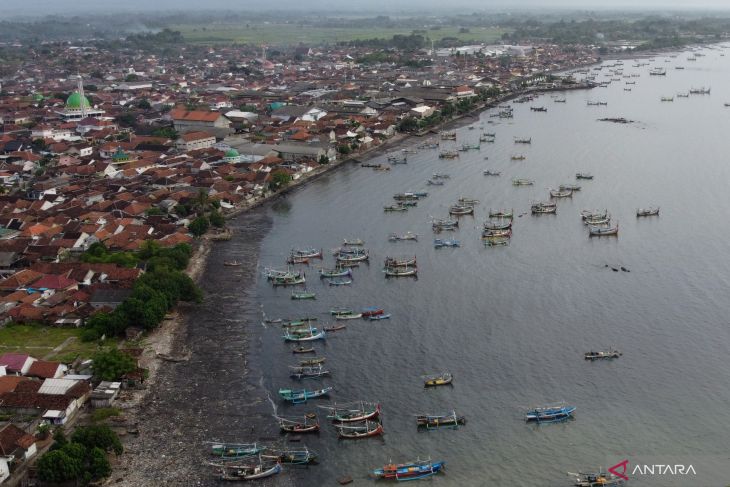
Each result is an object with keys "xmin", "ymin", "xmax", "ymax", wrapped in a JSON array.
[
  {"xmin": 279, "ymin": 387, "xmax": 333, "ymax": 404},
  {"xmin": 372, "ymin": 459, "xmax": 445, "ymax": 481},
  {"xmin": 369, "ymin": 313, "xmax": 391, "ymax": 321},
  {"xmin": 319, "ymin": 267, "xmax": 352, "ymax": 278},
  {"xmin": 282, "ymin": 328, "xmax": 325, "ymax": 342},
  {"xmin": 328, "ymin": 278, "xmax": 353, "ymax": 286},
  {"xmin": 433, "ymin": 239, "xmax": 460, "ymax": 248},
  {"xmin": 525, "ymin": 403, "xmax": 576, "ymax": 423},
  {"xmin": 209, "ymin": 442, "xmax": 265, "ymax": 459}
]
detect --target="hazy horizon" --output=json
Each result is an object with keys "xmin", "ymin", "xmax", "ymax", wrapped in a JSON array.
[{"xmin": 5, "ymin": 0, "xmax": 730, "ymax": 18}]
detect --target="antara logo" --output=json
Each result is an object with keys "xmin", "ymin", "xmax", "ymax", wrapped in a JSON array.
[{"xmin": 609, "ymin": 459, "xmax": 697, "ymax": 480}]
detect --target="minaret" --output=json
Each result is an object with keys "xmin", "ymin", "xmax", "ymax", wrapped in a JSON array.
[{"xmin": 77, "ymin": 74, "xmax": 87, "ymax": 119}]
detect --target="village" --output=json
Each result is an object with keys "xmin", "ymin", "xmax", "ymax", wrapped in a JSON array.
[{"xmin": 0, "ymin": 35, "xmax": 603, "ymax": 485}]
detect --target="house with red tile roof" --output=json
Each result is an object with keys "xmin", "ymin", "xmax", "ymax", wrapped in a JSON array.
[
  {"xmin": 0, "ymin": 423, "xmax": 37, "ymax": 461},
  {"xmin": 27, "ymin": 360, "xmax": 67, "ymax": 379},
  {"xmin": 0, "ymin": 353, "xmax": 36, "ymax": 375},
  {"xmin": 29, "ymin": 274, "xmax": 78, "ymax": 292}
]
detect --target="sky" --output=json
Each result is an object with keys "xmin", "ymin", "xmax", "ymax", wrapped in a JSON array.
[{"xmin": 4, "ymin": 0, "xmax": 730, "ymax": 16}]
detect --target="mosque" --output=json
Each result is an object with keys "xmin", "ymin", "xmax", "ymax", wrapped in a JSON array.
[{"xmin": 58, "ymin": 75, "xmax": 105, "ymax": 121}]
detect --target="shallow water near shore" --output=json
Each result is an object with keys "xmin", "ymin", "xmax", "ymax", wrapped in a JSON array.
[{"xmin": 128, "ymin": 46, "xmax": 730, "ymax": 487}]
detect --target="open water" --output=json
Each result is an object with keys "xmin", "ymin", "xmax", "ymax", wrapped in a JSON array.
[{"xmin": 204, "ymin": 46, "xmax": 730, "ymax": 487}]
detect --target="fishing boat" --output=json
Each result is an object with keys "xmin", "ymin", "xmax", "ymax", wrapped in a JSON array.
[
  {"xmin": 484, "ymin": 237, "xmax": 510, "ymax": 246},
  {"xmin": 483, "ymin": 132, "xmax": 496, "ymax": 137},
  {"xmin": 572, "ymin": 469, "xmax": 627, "ymax": 486},
  {"xmin": 319, "ymin": 267, "xmax": 352, "ymax": 279},
  {"xmin": 440, "ymin": 131, "xmax": 456, "ymax": 140},
  {"xmin": 384, "ymin": 204, "xmax": 409, "ymax": 212},
  {"xmin": 384, "ymin": 266, "xmax": 418, "ymax": 277},
  {"xmin": 554, "ymin": 97, "xmax": 566, "ymax": 103},
  {"xmin": 689, "ymin": 87, "xmax": 711, "ymax": 94},
  {"xmin": 263, "ymin": 447, "xmax": 318, "ymax": 465},
  {"xmin": 272, "ymin": 274, "xmax": 306, "ymax": 287},
  {"xmin": 525, "ymin": 403, "xmax": 576, "ymax": 423},
  {"xmin": 438, "ymin": 151, "xmax": 459, "ymax": 159},
  {"xmin": 531, "ymin": 106, "xmax": 548, "ymax": 112},
  {"xmin": 489, "ymin": 209, "xmax": 514, "ymax": 219},
  {"xmin": 278, "ymin": 387, "xmax": 333, "ymax": 404},
  {"xmin": 361, "ymin": 307, "xmax": 384, "ymax": 317},
  {"xmin": 559, "ymin": 184, "xmax": 581, "ymax": 191},
  {"xmin": 661, "ymin": 96, "xmax": 674, "ymax": 102},
  {"xmin": 427, "ymin": 179, "xmax": 445, "ymax": 186},
  {"xmin": 384, "ymin": 256, "xmax": 417, "ymax": 267},
  {"xmin": 458, "ymin": 197, "xmax": 480, "ymax": 205},
  {"xmin": 210, "ymin": 442, "xmax": 265, "ymax": 459},
  {"xmin": 217, "ymin": 458, "xmax": 282, "ymax": 481},
  {"xmin": 512, "ymin": 178, "xmax": 534, "ymax": 186},
  {"xmin": 576, "ymin": 172, "xmax": 594, "ymax": 180},
  {"xmin": 223, "ymin": 260, "xmax": 241, "ymax": 267},
  {"xmin": 323, "ymin": 324, "xmax": 346, "ymax": 332},
  {"xmin": 580, "ymin": 209, "xmax": 608, "ymax": 220},
  {"xmin": 276, "ymin": 415, "xmax": 320, "ymax": 434},
  {"xmin": 483, "ymin": 220, "xmax": 512, "ymax": 230},
  {"xmin": 482, "ymin": 228, "xmax": 512, "ymax": 238},
  {"xmin": 369, "ymin": 313, "xmax": 391, "ymax": 321},
  {"xmin": 336, "ymin": 420, "xmax": 384, "ymax": 439},
  {"xmin": 372, "ymin": 460, "xmax": 445, "ymax": 481},
  {"xmin": 336, "ymin": 312, "xmax": 362, "ymax": 320},
  {"xmin": 299, "ymin": 357, "xmax": 325, "ymax": 366},
  {"xmin": 387, "ymin": 155, "xmax": 407, "ymax": 164},
  {"xmin": 514, "ymin": 137, "xmax": 532, "ymax": 144},
  {"xmin": 636, "ymin": 207, "xmax": 660, "ymax": 217},
  {"xmin": 510, "ymin": 154, "xmax": 526, "ymax": 160},
  {"xmin": 585, "ymin": 350, "xmax": 622, "ymax": 360},
  {"xmin": 416, "ymin": 411, "xmax": 466, "ymax": 429},
  {"xmin": 328, "ymin": 278, "xmax": 353, "ymax": 286},
  {"xmin": 263, "ymin": 267, "xmax": 301, "ymax": 281},
  {"xmin": 483, "ymin": 170, "xmax": 501, "ymax": 176},
  {"xmin": 342, "ymin": 238, "xmax": 365, "ymax": 246},
  {"xmin": 588, "ymin": 223, "xmax": 619, "ymax": 237},
  {"xmin": 291, "ymin": 248, "xmax": 322, "ymax": 259},
  {"xmin": 388, "ymin": 232, "xmax": 418, "ymax": 242},
  {"xmin": 532, "ymin": 204, "xmax": 557, "ymax": 215},
  {"xmin": 412, "ymin": 191, "xmax": 429, "ymax": 198},
  {"xmin": 289, "ymin": 364, "xmax": 331, "ymax": 379},
  {"xmin": 286, "ymin": 254, "xmax": 310, "ymax": 265},
  {"xmin": 458, "ymin": 143, "xmax": 480, "ymax": 151},
  {"xmin": 398, "ymin": 200, "xmax": 418, "ymax": 207},
  {"xmin": 583, "ymin": 214, "xmax": 610, "ymax": 225},
  {"xmin": 291, "ymin": 291, "xmax": 316, "ymax": 300},
  {"xmin": 292, "ymin": 346, "xmax": 315, "ymax": 354},
  {"xmin": 550, "ymin": 188, "xmax": 573, "ymax": 198},
  {"xmin": 433, "ymin": 239, "xmax": 460, "ymax": 248},
  {"xmin": 479, "ymin": 135, "xmax": 495, "ymax": 142},
  {"xmin": 336, "ymin": 251, "xmax": 369, "ymax": 263},
  {"xmin": 432, "ymin": 173, "xmax": 450, "ymax": 179},
  {"xmin": 283, "ymin": 329, "xmax": 326, "ymax": 342},
  {"xmin": 320, "ymin": 401, "xmax": 381, "ymax": 423},
  {"xmin": 432, "ymin": 218, "xmax": 459, "ymax": 231},
  {"xmin": 424, "ymin": 372, "xmax": 453, "ymax": 387},
  {"xmin": 393, "ymin": 193, "xmax": 421, "ymax": 201},
  {"xmin": 448, "ymin": 205, "xmax": 474, "ymax": 215}
]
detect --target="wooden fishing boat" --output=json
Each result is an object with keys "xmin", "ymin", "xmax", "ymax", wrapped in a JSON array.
[
  {"xmin": 277, "ymin": 414, "xmax": 321, "ymax": 433},
  {"xmin": 572, "ymin": 469, "xmax": 626, "ymax": 486},
  {"xmin": 438, "ymin": 151, "xmax": 459, "ymax": 159},
  {"xmin": 283, "ymin": 329, "xmax": 326, "ymax": 342},
  {"xmin": 532, "ymin": 204, "xmax": 557, "ymax": 215},
  {"xmin": 388, "ymin": 232, "xmax": 418, "ymax": 242},
  {"xmin": 291, "ymin": 291, "xmax": 316, "ymax": 300},
  {"xmin": 432, "ymin": 218, "xmax": 459, "ymax": 231},
  {"xmin": 328, "ymin": 278, "xmax": 353, "ymax": 286},
  {"xmin": 279, "ymin": 387, "xmax": 333, "ymax": 404},
  {"xmin": 320, "ymin": 401, "xmax": 381, "ymax": 423},
  {"xmin": 263, "ymin": 267, "xmax": 301, "ymax": 281},
  {"xmin": 319, "ymin": 267, "xmax": 352, "ymax": 279},
  {"xmin": 514, "ymin": 137, "xmax": 532, "ymax": 144},
  {"xmin": 448, "ymin": 205, "xmax": 474, "ymax": 216},
  {"xmin": 336, "ymin": 420, "xmax": 384, "ymax": 439},
  {"xmin": 583, "ymin": 215, "xmax": 610, "ymax": 225},
  {"xmin": 483, "ymin": 170, "xmax": 501, "ymax": 176},
  {"xmin": 512, "ymin": 178, "xmax": 534, "ymax": 186},
  {"xmin": 511, "ymin": 155, "xmax": 526, "ymax": 160},
  {"xmin": 479, "ymin": 135, "xmax": 495, "ymax": 142},
  {"xmin": 576, "ymin": 173, "xmax": 594, "ymax": 180},
  {"xmin": 361, "ymin": 307, "xmax": 384, "ymax": 317},
  {"xmin": 322, "ymin": 324, "xmax": 346, "ymax": 332},
  {"xmin": 210, "ymin": 442, "xmax": 265, "ymax": 459},
  {"xmin": 416, "ymin": 411, "xmax": 466, "ymax": 428},
  {"xmin": 342, "ymin": 238, "xmax": 364, "ymax": 246},
  {"xmin": 427, "ymin": 179, "xmax": 445, "ymax": 186},
  {"xmin": 424, "ymin": 372, "xmax": 453, "ymax": 387},
  {"xmin": 531, "ymin": 106, "xmax": 547, "ymax": 112},
  {"xmin": 393, "ymin": 192, "xmax": 421, "ymax": 201},
  {"xmin": 433, "ymin": 239, "xmax": 460, "ymax": 248},
  {"xmin": 457, "ymin": 197, "xmax": 480, "ymax": 205},
  {"xmin": 483, "ymin": 220, "xmax": 512, "ymax": 230},
  {"xmin": 263, "ymin": 447, "xmax": 318, "ymax": 465},
  {"xmin": 292, "ymin": 346, "xmax": 315, "ymax": 354},
  {"xmin": 272, "ymin": 274, "xmax": 306, "ymax": 287},
  {"xmin": 336, "ymin": 251, "xmax": 369, "ymax": 263},
  {"xmin": 559, "ymin": 184, "xmax": 581, "ymax": 191},
  {"xmin": 218, "ymin": 459, "xmax": 282, "ymax": 481},
  {"xmin": 384, "ymin": 204, "xmax": 408, "ymax": 212},
  {"xmin": 550, "ymin": 188, "xmax": 573, "ymax": 198},
  {"xmin": 384, "ymin": 256, "xmax": 417, "ymax": 267},
  {"xmin": 299, "ymin": 357, "xmax": 325, "ymax": 366},
  {"xmin": 588, "ymin": 223, "xmax": 619, "ymax": 237},
  {"xmin": 482, "ymin": 228, "xmax": 512, "ymax": 238},
  {"xmin": 372, "ymin": 460, "xmax": 445, "ymax": 481},
  {"xmin": 636, "ymin": 207, "xmax": 660, "ymax": 217},
  {"xmin": 384, "ymin": 266, "xmax": 418, "ymax": 277},
  {"xmin": 585, "ymin": 350, "xmax": 622, "ymax": 360},
  {"xmin": 286, "ymin": 254, "xmax": 310, "ymax": 265},
  {"xmin": 489, "ymin": 209, "xmax": 514, "ymax": 219},
  {"xmin": 432, "ymin": 173, "xmax": 450, "ymax": 179},
  {"xmin": 398, "ymin": 200, "xmax": 418, "ymax": 207},
  {"xmin": 525, "ymin": 403, "xmax": 576, "ymax": 423},
  {"xmin": 289, "ymin": 364, "xmax": 331, "ymax": 379},
  {"xmin": 440, "ymin": 131, "xmax": 456, "ymax": 140},
  {"xmin": 224, "ymin": 260, "xmax": 241, "ymax": 267},
  {"xmin": 387, "ymin": 155, "xmax": 407, "ymax": 164},
  {"xmin": 369, "ymin": 313, "xmax": 391, "ymax": 321},
  {"xmin": 291, "ymin": 248, "xmax": 322, "ymax": 259},
  {"xmin": 581, "ymin": 209, "xmax": 608, "ymax": 220},
  {"xmin": 458, "ymin": 143, "xmax": 480, "ymax": 151},
  {"xmin": 484, "ymin": 237, "xmax": 509, "ymax": 246}
]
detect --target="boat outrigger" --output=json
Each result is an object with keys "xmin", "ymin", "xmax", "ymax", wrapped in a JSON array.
[
  {"xmin": 276, "ymin": 414, "xmax": 320, "ymax": 434},
  {"xmin": 209, "ymin": 442, "xmax": 265, "ymax": 459},
  {"xmin": 525, "ymin": 403, "xmax": 576, "ymax": 423},
  {"xmin": 289, "ymin": 364, "xmax": 331, "ymax": 380},
  {"xmin": 416, "ymin": 410, "xmax": 466, "ymax": 429},
  {"xmin": 279, "ymin": 387, "xmax": 333, "ymax": 404},
  {"xmin": 216, "ymin": 457, "xmax": 282, "ymax": 482},
  {"xmin": 336, "ymin": 420, "xmax": 384, "ymax": 439}
]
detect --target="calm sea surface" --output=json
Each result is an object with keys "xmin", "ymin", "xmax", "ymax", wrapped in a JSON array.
[{"xmin": 209, "ymin": 46, "xmax": 730, "ymax": 487}]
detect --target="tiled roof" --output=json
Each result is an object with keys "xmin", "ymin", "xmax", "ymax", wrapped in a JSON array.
[{"xmin": 27, "ymin": 360, "xmax": 63, "ymax": 379}]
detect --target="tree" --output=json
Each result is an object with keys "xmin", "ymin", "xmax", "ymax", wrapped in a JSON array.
[
  {"xmin": 92, "ymin": 349, "xmax": 136, "ymax": 381},
  {"xmin": 318, "ymin": 154, "xmax": 329, "ymax": 165},
  {"xmin": 269, "ymin": 171, "xmax": 291, "ymax": 190},
  {"xmin": 337, "ymin": 144, "xmax": 351, "ymax": 155},
  {"xmin": 37, "ymin": 449, "xmax": 83, "ymax": 483},
  {"xmin": 125, "ymin": 73, "xmax": 139, "ymax": 82},
  {"xmin": 89, "ymin": 447, "xmax": 112, "ymax": 479},
  {"xmin": 188, "ymin": 216, "xmax": 209, "ymax": 237},
  {"xmin": 209, "ymin": 210, "xmax": 225, "ymax": 228},
  {"xmin": 72, "ymin": 425, "xmax": 124, "ymax": 456},
  {"xmin": 137, "ymin": 98, "xmax": 151, "ymax": 110},
  {"xmin": 397, "ymin": 116, "xmax": 418, "ymax": 132}
]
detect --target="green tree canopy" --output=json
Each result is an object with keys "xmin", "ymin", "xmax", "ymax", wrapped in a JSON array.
[{"xmin": 92, "ymin": 349, "xmax": 136, "ymax": 381}]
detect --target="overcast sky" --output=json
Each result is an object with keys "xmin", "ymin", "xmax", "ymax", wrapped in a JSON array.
[{"xmin": 4, "ymin": 0, "xmax": 730, "ymax": 16}]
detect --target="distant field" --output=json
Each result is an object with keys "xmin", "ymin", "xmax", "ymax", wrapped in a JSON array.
[
  {"xmin": 171, "ymin": 24, "xmax": 509, "ymax": 46},
  {"xmin": 0, "ymin": 323, "xmax": 112, "ymax": 362}
]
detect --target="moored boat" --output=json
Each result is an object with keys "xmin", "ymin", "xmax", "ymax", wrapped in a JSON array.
[
  {"xmin": 433, "ymin": 239, "xmax": 460, "ymax": 248},
  {"xmin": 291, "ymin": 291, "xmax": 316, "ymax": 300},
  {"xmin": 512, "ymin": 178, "xmax": 534, "ymax": 186},
  {"xmin": 416, "ymin": 410, "xmax": 466, "ymax": 429},
  {"xmin": 424, "ymin": 372, "xmax": 453, "ymax": 387},
  {"xmin": 585, "ymin": 350, "xmax": 622, "ymax": 360},
  {"xmin": 291, "ymin": 248, "xmax": 323, "ymax": 259},
  {"xmin": 573, "ymin": 469, "xmax": 626, "ymax": 486},
  {"xmin": 292, "ymin": 346, "xmax": 315, "ymax": 354},
  {"xmin": 319, "ymin": 267, "xmax": 352, "ymax": 279},
  {"xmin": 636, "ymin": 207, "xmax": 660, "ymax": 217},
  {"xmin": 223, "ymin": 260, "xmax": 241, "ymax": 267},
  {"xmin": 483, "ymin": 219, "xmax": 512, "ymax": 230},
  {"xmin": 210, "ymin": 442, "xmax": 265, "ymax": 459},
  {"xmin": 388, "ymin": 232, "xmax": 418, "ymax": 242},
  {"xmin": 384, "ymin": 256, "xmax": 417, "ymax": 267},
  {"xmin": 361, "ymin": 307, "xmax": 384, "ymax": 317},
  {"xmin": 489, "ymin": 209, "xmax": 514, "ymax": 219},
  {"xmin": 335, "ymin": 312, "xmax": 362, "ymax": 320},
  {"xmin": 342, "ymin": 238, "xmax": 365, "ymax": 246},
  {"xmin": 262, "ymin": 447, "xmax": 318, "ymax": 465},
  {"xmin": 289, "ymin": 364, "xmax": 331, "ymax": 379},
  {"xmin": 576, "ymin": 172, "xmax": 594, "ymax": 180},
  {"xmin": 588, "ymin": 222, "xmax": 619, "ymax": 236},
  {"xmin": 276, "ymin": 415, "xmax": 320, "ymax": 434},
  {"xmin": 483, "ymin": 170, "xmax": 501, "ymax": 176},
  {"xmin": 483, "ymin": 237, "xmax": 510, "ymax": 246},
  {"xmin": 449, "ymin": 204, "xmax": 474, "ymax": 215},
  {"xmin": 525, "ymin": 403, "xmax": 576, "ymax": 423},
  {"xmin": 550, "ymin": 188, "xmax": 573, "ymax": 198},
  {"xmin": 336, "ymin": 420, "xmax": 384, "ymax": 439},
  {"xmin": 217, "ymin": 458, "xmax": 282, "ymax": 481},
  {"xmin": 372, "ymin": 459, "xmax": 445, "ymax": 481},
  {"xmin": 278, "ymin": 387, "xmax": 333, "ymax": 404},
  {"xmin": 384, "ymin": 266, "xmax": 418, "ymax": 277},
  {"xmin": 432, "ymin": 218, "xmax": 459, "ymax": 231},
  {"xmin": 328, "ymin": 277, "xmax": 353, "ymax": 286},
  {"xmin": 320, "ymin": 401, "xmax": 381, "ymax": 423},
  {"xmin": 369, "ymin": 313, "xmax": 391, "ymax": 321},
  {"xmin": 299, "ymin": 357, "xmax": 325, "ymax": 366}
]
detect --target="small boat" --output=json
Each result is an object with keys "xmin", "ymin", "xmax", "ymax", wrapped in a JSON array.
[
  {"xmin": 291, "ymin": 248, "xmax": 323, "ymax": 259},
  {"xmin": 427, "ymin": 179, "xmax": 445, "ymax": 186},
  {"xmin": 514, "ymin": 137, "xmax": 532, "ymax": 144},
  {"xmin": 276, "ymin": 415, "xmax": 320, "ymax": 434},
  {"xmin": 384, "ymin": 204, "xmax": 408, "ymax": 212},
  {"xmin": 458, "ymin": 143, "xmax": 480, "ymax": 151},
  {"xmin": 512, "ymin": 178, "xmax": 534, "ymax": 186},
  {"xmin": 510, "ymin": 154, "xmax": 526, "ymax": 161},
  {"xmin": 581, "ymin": 209, "xmax": 608, "ymax": 220},
  {"xmin": 559, "ymin": 184, "xmax": 581, "ymax": 192},
  {"xmin": 489, "ymin": 209, "xmax": 513, "ymax": 219},
  {"xmin": 372, "ymin": 460, "xmax": 445, "ymax": 481},
  {"xmin": 336, "ymin": 251, "xmax": 369, "ymax": 263},
  {"xmin": 319, "ymin": 267, "xmax": 352, "ymax": 278},
  {"xmin": 279, "ymin": 387, "xmax": 333, "ymax": 404},
  {"xmin": 320, "ymin": 401, "xmax": 381, "ymax": 423},
  {"xmin": 416, "ymin": 410, "xmax": 466, "ymax": 429},
  {"xmin": 384, "ymin": 256, "xmax": 417, "ymax": 267},
  {"xmin": 482, "ymin": 228, "xmax": 512, "ymax": 238},
  {"xmin": 322, "ymin": 324, "xmax": 346, "ymax": 332},
  {"xmin": 210, "ymin": 442, "xmax": 265, "ymax": 459},
  {"xmin": 263, "ymin": 447, "xmax": 318, "ymax": 465},
  {"xmin": 289, "ymin": 364, "xmax": 331, "ymax": 379},
  {"xmin": 440, "ymin": 131, "xmax": 456, "ymax": 140},
  {"xmin": 272, "ymin": 274, "xmax": 306, "ymax": 287},
  {"xmin": 387, "ymin": 155, "xmax": 407, "ymax": 164},
  {"xmin": 283, "ymin": 329, "xmax": 326, "ymax": 342},
  {"xmin": 292, "ymin": 346, "xmax": 315, "ymax": 354},
  {"xmin": 573, "ymin": 469, "xmax": 627, "ymax": 486},
  {"xmin": 342, "ymin": 238, "xmax": 364, "ymax": 246},
  {"xmin": 299, "ymin": 357, "xmax": 325, "ymax": 366},
  {"xmin": 291, "ymin": 291, "xmax": 316, "ymax": 300},
  {"xmin": 483, "ymin": 170, "xmax": 501, "ymax": 176},
  {"xmin": 424, "ymin": 372, "xmax": 453, "ymax": 387},
  {"xmin": 328, "ymin": 278, "xmax": 353, "ymax": 286},
  {"xmin": 433, "ymin": 239, "xmax": 460, "ymax": 248},
  {"xmin": 286, "ymin": 254, "xmax": 310, "ymax": 265},
  {"xmin": 263, "ymin": 267, "xmax": 302, "ymax": 281},
  {"xmin": 393, "ymin": 193, "xmax": 421, "ymax": 201},
  {"xmin": 223, "ymin": 260, "xmax": 241, "ymax": 267},
  {"xmin": 432, "ymin": 173, "xmax": 450, "ymax": 179},
  {"xmin": 550, "ymin": 188, "xmax": 573, "ymax": 198},
  {"xmin": 361, "ymin": 307, "xmax": 384, "ymax": 317},
  {"xmin": 483, "ymin": 237, "xmax": 510, "ymax": 246},
  {"xmin": 335, "ymin": 312, "xmax": 362, "ymax": 320},
  {"xmin": 448, "ymin": 205, "xmax": 474, "ymax": 216},
  {"xmin": 218, "ymin": 458, "xmax": 282, "ymax": 481},
  {"xmin": 636, "ymin": 207, "xmax": 660, "ymax": 217},
  {"xmin": 585, "ymin": 350, "xmax": 622, "ymax": 360},
  {"xmin": 532, "ymin": 204, "xmax": 557, "ymax": 215},
  {"xmin": 525, "ymin": 403, "xmax": 576, "ymax": 423},
  {"xmin": 589, "ymin": 223, "xmax": 619, "ymax": 237},
  {"xmin": 336, "ymin": 420, "xmax": 384, "ymax": 439},
  {"xmin": 661, "ymin": 96, "xmax": 674, "ymax": 102},
  {"xmin": 369, "ymin": 313, "xmax": 391, "ymax": 321},
  {"xmin": 384, "ymin": 266, "xmax": 418, "ymax": 277},
  {"xmin": 457, "ymin": 197, "xmax": 480, "ymax": 205},
  {"xmin": 531, "ymin": 106, "xmax": 547, "ymax": 112},
  {"xmin": 432, "ymin": 218, "xmax": 459, "ymax": 231},
  {"xmin": 483, "ymin": 220, "xmax": 512, "ymax": 231},
  {"xmin": 583, "ymin": 215, "xmax": 610, "ymax": 225},
  {"xmin": 438, "ymin": 151, "xmax": 459, "ymax": 159},
  {"xmin": 388, "ymin": 232, "xmax": 418, "ymax": 242},
  {"xmin": 575, "ymin": 173, "xmax": 594, "ymax": 180}
]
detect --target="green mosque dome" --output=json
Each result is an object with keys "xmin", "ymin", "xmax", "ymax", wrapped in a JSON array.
[
  {"xmin": 225, "ymin": 148, "xmax": 239, "ymax": 158},
  {"xmin": 66, "ymin": 91, "xmax": 91, "ymax": 110}
]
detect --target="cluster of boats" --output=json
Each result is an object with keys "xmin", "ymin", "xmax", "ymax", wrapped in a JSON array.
[
  {"xmin": 581, "ymin": 209, "xmax": 619, "ymax": 237},
  {"xmin": 206, "ymin": 443, "xmax": 317, "ymax": 481}
]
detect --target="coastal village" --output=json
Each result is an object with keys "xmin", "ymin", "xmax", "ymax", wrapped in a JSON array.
[{"xmin": 0, "ymin": 36, "xmax": 603, "ymax": 485}]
